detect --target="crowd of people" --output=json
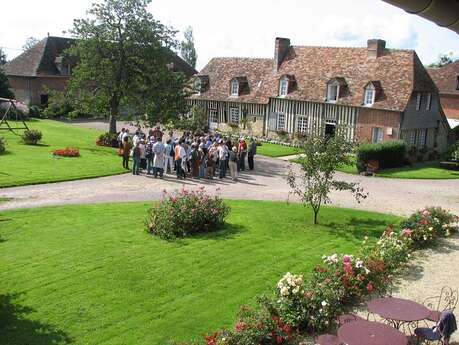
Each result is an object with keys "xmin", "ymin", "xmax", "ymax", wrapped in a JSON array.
[{"xmin": 117, "ymin": 127, "xmax": 257, "ymax": 182}]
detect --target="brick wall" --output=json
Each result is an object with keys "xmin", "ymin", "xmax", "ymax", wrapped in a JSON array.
[
  {"xmin": 8, "ymin": 75, "xmax": 69, "ymax": 105},
  {"xmin": 355, "ymin": 108, "xmax": 401, "ymax": 143}
]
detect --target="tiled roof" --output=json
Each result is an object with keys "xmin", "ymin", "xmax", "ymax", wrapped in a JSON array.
[
  {"xmin": 191, "ymin": 43, "xmax": 436, "ymax": 112},
  {"xmin": 4, "ymin": 36, "xmax": 75, "ymax": 77},
  {"xmin": 427, "ymin": 60, "xmax": 459, "ymax": 95}
]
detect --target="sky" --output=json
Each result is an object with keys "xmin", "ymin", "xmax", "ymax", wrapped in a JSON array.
[{"xmin": 0, "ymin": 0, "xmax": 458, "ymax": 70}]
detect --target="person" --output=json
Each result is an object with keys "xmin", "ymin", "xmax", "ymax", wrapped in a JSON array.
[
  {"xmin": 132, "ymin": 130, "xmax": 141, "ymax": 147},
  {"xmin": 205, "ymin": 153, "xmax": 215, "ymax": 179},
  {"xmin": 145, "ymin": 137, "xmax": 155, "ymax": 175},
  {"xmin": 174, "ymin": 140, "xmax": 187, "ymax": 179},
  {"xmin": 152, "ymin": 138, "xmax": 165, "ymax": 178},
  {"xmin": 238, "ymin": 139, "xmax": 247, "ymax": 171},
  {"xmin": 415, "ymin": 310, "xmax": 457, "ymax": 344},
  {"xmin": 229, "ymin": 146, "xmax": 239, "ymax": 181},
  {"xmin": 199, "ymin": 143, "xmax": 206, "ymax": 178},
  {"xmin": 139, "ymin": 139, "xmax": 146, "ymax": 172},
  {"xmin": 117, "ymin": 128, "xmax": 126, "ymax": 148},
  {"xmin": 208, "ymin": 142, "xmax": 218, "ymax": 178},
  {"xmin": 122, "ymin": 136, "xmax": 131, "ymax": 169},
  {"xmin": 164, "ymin": 139, "xmax": 174, "ymax": 174},
  {"xmin": 152, "ymin": 126, "xmax": 163, "ymax": 140},
  {"xmin": 190, "ymin": 144, "xmax": 202, "ymax": 178},
  {"xmin": 248, "ymin": 138, "xmax": 257, "ymax": 170},
  {"xmin": 217, "ymin": 141, "xmax": 228, "ymax": 179},
  {"xmin": 132, "ymin": 141, "xmax": 141, "ymax": 175}
]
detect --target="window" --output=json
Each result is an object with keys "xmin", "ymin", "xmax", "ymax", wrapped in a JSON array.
[
  {"xmin": 230, "ymin": 79, "xmax": 239, "ymax": 96},
  {"xmin": 364, "ymin": 85, "xmax": 375, "ymax": 106},
  {"xmin": 229, "ymin": 107, "xmax": 239, "ymax": 123},
  {"xmin": 426, "ymin": 93, "xmax": 432, "ymax": 111},
  {"xmin": 327, "ymin": 82, "xmax": 339, "ymax": 102},
  {"xmin": 40, "ymin": 94, "xmax": 48, "ymax": 105},
  {"xmin": 194, "ymin": 79, "xmax": 202, "ymax": 94},
  {"xmin": 416, "ymin": 93, "xmax": 422, "ymax": 111},
  {"xmin": 417, "ymin": 129, "xmax": 426, "ymax": 147},
  {"xmin": 409, "ymin": 131, "xmax": 416, "ymax": 146},
  {"xmin": 371, "ymin": 127, "xmax": 384, "ymax": 143},
  {"xmin": 277, "ymin": 113, "xmax": 285, "ymax": 130},
  {"xmin": 279, "ymin": 78, "xmax": 289, "ymax": 97},
  {"xmin": 209, "ymin": 110, "xmax": 218, "ymax": 124},
  {"xmin": 456, "ymin": 76, "xmax": 459, "ymax": 91},
  {"xmin": 296, "ymin": 116, "xmax": 308, "ymax": 133}
]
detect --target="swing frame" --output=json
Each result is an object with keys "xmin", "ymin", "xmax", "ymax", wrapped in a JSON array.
[{"xmin": 0, "ymin": 97, "xmax": 29, "ymax": 134}]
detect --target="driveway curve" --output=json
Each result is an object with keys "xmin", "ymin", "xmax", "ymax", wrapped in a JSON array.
[{"xmin": 1, "ymin": 155, "xmax": 458, "ymax": 216}]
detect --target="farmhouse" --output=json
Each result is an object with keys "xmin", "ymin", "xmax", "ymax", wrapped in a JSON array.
[
  {"xmin": 3, "ymin": 35, "xmax": 197, "ymax": 107},
  {"xmin": 189, "ymin": 38, "xmax": 451, "ymax": 153}
]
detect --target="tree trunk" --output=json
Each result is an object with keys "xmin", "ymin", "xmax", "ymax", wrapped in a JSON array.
[
  {"xmin": 313, "ymin": 210, "xmax": 318, "ymax": 225},
  {"xmin": 108, "ymin": 96, "xmax": 120, "ymax": 134}
]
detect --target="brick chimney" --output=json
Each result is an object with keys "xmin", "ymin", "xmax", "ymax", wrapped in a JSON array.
[
  {"xmin": 274, "ymin": 37, "xmax": 290, "ymax": 72},
  {"xmin": 367, "ymin": 39, "xmax": 386, "ymax": 59}
]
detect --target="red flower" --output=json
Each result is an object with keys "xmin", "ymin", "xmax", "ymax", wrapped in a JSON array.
[
  {"xmin": 235, "ymin": 321, "xmax": 246, "ymax": 332},
  {"xmin": 419, "ymin": 219, "xmax": 429, "ymax": 225},
  {"xmin": 276, "ymin": 335, "xmax": 284, "ymax": 344},
  {"xmin": 366, "ymin": 282, "xmax": 374, "ymax": 292}
]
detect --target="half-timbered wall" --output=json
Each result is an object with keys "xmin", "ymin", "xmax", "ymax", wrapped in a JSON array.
[{"xmin": 267, "ymin": 98, "xmax": 358, "ymax": 141}]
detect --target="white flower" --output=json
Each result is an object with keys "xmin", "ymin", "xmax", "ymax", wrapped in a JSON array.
[
  {"xmin": 321, "ymin": 300, "xmax": 328, "ymax": 307},
  {"xmin": 364, "ymin": 267, "xmax": 370, "ymax": 274},
  {"xmin": 280, "ymin": 287, "xmax": 289, "ymax": 296},
  {"xmin": 355, "ymin": 260, "xmax": 364, "ymax": 268}
]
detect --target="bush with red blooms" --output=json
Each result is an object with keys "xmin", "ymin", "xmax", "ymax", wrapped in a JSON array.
[{"xmin": 52, "ymin": 147, "xmax": 80, "ymax": 157}]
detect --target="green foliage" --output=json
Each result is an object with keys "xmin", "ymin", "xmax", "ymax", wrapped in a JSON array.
[
  {"xmin": 356, "ymin": 140, "xmax": 407, "ymax": 172},
  {"xmin": 0, "ymin": 48, "xmax": 7, "ymax": 65},
  {"xmin": 42, "ymin": 88, "xmax": 88, "ymax": 118},
  {"xmin": 0, "ymin": 137, "xmax": 5, "ymax": 155},
  {"xmin": 22, "ymin": 37, "xmax": 39, "ymax": 52},
  {"xmin": 146, "ymin": 188, "xmax": 230, "ymax": 240},
  {"xmin": 287, "ymin": 132, "xmax": 367, "ymax": 224},
  {"xmin": 96, "ymin": 132, "xmax": 119, "ymax": 147},
  {"xmin": 21, "ymin": 129, "xmax": 42, "ymax": 145},
  {"xmin": 28, "ymin": 105, "xmax": 43, "ymax": 118},
  {"xmin": 447, "ymin": 140, "xmax": 459, "ymax": 162},
  {"xmin": 427, "ymin": 52, "xmax": 455, "ymax": 68},
  {"xmin": 0, "ymin": 68, "xmax": 14, "ymax": 99},
  {"xmin": 180, "ymin": 26, "xmax": 197, "ymax": 68},
  {"xmin": 67, "ymin": 0, "xmax": 188, "ymax": 133}
]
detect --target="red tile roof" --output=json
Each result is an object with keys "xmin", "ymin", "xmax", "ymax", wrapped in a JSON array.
[
  {"xmin": 427, "ymin": 60, "xmax": 459, "ymax": 95},
  {"xmin": 191, "ymin": 43, "xmax": 436, "ymax": 112}
]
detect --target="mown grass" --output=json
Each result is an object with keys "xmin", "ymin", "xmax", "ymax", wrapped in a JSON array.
[
  {"xmin": 256, "ymin": 142, "xmax": 303, "ymax": 157},
  {"xmin": 0, "ymin": 200, "xmax": 400, "ymax": 345},
  {"xmin": 0, "ymin": 119, "xmax": 126, "ymax": 188}
]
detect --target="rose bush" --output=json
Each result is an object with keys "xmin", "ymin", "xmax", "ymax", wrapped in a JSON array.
[
  {"xmin": 52, "ymin": 147, "xmax": 80, "ymax": 157},
  {"xmin": 146, "ymin": 187, "xmax": 230, "ymax": 240}
]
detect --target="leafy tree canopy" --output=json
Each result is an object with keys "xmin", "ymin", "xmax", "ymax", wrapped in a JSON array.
[
  {"xmin": 0, "ymin": 48, "xmax": 7, "ymax": 65},
  {"xmin": 427, "ymin": 52, "xmax": 455, "ymax": 68},
  {"xmin": 22, "ymin": 37, "xmax": 39, "ymax": 52},
  {"xmin": 180, "ymin": 26, "xmax": 197, "ymax": 69},
  {"xmin": 66, "ymin": 0, "xmax": 190, "ymax": 133},
  {"xmin": 0, "ymin": 68, "xmax": 14, "ymax": 99}
]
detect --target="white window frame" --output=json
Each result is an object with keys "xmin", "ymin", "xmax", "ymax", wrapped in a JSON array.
[
  {"xmin": 371, "ymin": 127, "xmax": 384, "ymax": 143},
  {"xmin": 209, "ymin": 109, "xmax": 218, "ymax": 124},
  {"xmin": 408, "ymin": 131, "xmax": 416, "ymax": 146},
  {"xmin": 417, "ymin": 129, "xmax": 426, "ymax": 147},
  {"xmin": 230, "ymin": 79, "xmax": 239, "ymax": 96},
  {"xmin": 296, "ymin": 115, "xmax": 308, "ymax": 133},
  {"xmin": 277, "ymin": 113, "xmax": 286, "ymax": 131},
  {"xmin": 229, "ymin": 107, "xmax": 240, "ymax": 123},
  {"xmin": 364, "ymin": 85, "xmax": 375, "ymax": 106},
  {"xmin": 327, "ymin": 82, "xmax": 339, "ymax": 102},
  {"xmin": 416, "ymin": 93, "xmax": 422, "ymax": 111},
  {"xmin": 279, "ymin": 77, "xmax": 289, "ymax": 97},
  {"xmin": 426, "ymin": 93, "xmax": 432, "ymax": 111}
]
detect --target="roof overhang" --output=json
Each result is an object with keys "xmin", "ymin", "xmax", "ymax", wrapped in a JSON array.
[{"xmin": 382, "ymin": 0, "xmax": 459, "ymax": 34}]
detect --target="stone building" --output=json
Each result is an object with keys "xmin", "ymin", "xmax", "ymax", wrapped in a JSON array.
[{"xmin": 189, "ymin": 37, "xmax": 450, "ymax": 153}]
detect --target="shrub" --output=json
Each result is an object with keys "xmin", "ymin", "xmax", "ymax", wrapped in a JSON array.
[
  {"xmin": 52, "ymin": 147, "xmax": 80, "ymax": 157},
  {"xmin": 447, "ymin": 140, "xmax": 459, "ymax": 162},
  {"xmin": 96, "ymin": 132, "xmax": 118, "ymax": 147},
  {"xmin": 146, "ymin": 187, "xmax": 230, "ymax": 240},
  {"xmin": 0, "ymin": 137, "xmax": 5, "ymax": 155},
  {"xmin": 21, "ymin": 129, "xmax": 42, "ymax": 145},
  {"xmin": 356, "ymin": 140, "xmax": 407, "ymax": 172},
  {"xmin": 28, "ymin": 105, "xmax": 43, "ymax": 118}
]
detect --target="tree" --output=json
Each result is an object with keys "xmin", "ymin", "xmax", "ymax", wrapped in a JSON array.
[
  {"xmin": 22, "ymin": 37, "xmax": 39, "ymax": 52},
  {"xmin": 287, "ymin": 132, "xmax": 367, "ymax": 225},
  {"xmin": 67, "ymin": 0, "xmax": 190, "ymax": 133},
  {"xmin": 180, "ymin": 26, "xmax": 197, "ymax": 69},
  {"xmin": 0, "ymin": 68, "xmax": 14, "ymax": 99},
  {"xmin": 0, "ymin": 48, "xmax": 7, "ymax": 65},
  {"xmin": 428, "ymin": 52, "xmax": 455, "ymax": 68}
]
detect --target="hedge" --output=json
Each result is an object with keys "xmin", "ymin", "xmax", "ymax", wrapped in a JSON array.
[{"xmin": 357, "ymin": 140, "xmax": 407, "ymax": 172}]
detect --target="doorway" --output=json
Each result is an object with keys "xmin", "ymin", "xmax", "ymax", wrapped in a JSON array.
[{"xmin": 325, "ymin": 121, "xmax": 336, "ymax": 137}]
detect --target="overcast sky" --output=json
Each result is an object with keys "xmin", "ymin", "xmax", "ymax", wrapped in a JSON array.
[{"xmin": 1, "ymin": 0, "xmax": 457, "ymax": 70}]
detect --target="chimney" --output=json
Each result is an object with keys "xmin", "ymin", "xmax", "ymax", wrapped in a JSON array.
[
  {"xmin": 274, "ymin": 37, "xmax": 290, "ymax": 72},
  {"xmin": 367, "ymin": 39, "xmax": 386, "ymax": 59}
]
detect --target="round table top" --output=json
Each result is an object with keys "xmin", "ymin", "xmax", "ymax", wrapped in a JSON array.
[
  {"xmin": 367, "ymin": 297, "xmax": 431, "ymax": 322},
  {"xmin": 338, "ymin": 320, "xmax": 407, "ymax": 345}
]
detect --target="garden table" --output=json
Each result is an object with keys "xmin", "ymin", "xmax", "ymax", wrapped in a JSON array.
[
  {"xmin": 337, "ymin": 320, "xmax": 407, "ymax": 345},
  {"xmin": 367, "ymin": 297, "xmax": 431, "ymax": 330}
]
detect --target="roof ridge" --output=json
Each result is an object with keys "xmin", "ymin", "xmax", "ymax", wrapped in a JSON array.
[{"xmin": 291, "ymin": 45, "xmax": 413, "ymax": 53}]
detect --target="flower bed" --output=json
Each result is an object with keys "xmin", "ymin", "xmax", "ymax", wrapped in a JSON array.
[
  {"xmin": 52, "ymin": 147, "xmax": 80, "ymax": 157},
  {"xmin": 193, "ymin": 207, "xmax": 458, "ymax": 344},
  {"xmin": 146, "ymin": 187, "xmax": 230, "ymax": 240},
  {"xmin": 96, "ymin": 132, "xmax": 119, "ymax": 148}
]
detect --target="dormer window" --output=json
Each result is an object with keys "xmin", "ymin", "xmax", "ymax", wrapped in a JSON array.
[
  {"xmin": 364, "ymin": 84, "xmax": 375, "ymax": 106},
  {"xmin": 279, "ymin": 77, "xmax": 289, "ymax": 97},
  {"xmin": 327, "ymin": 81, "xmax": 339, "ymax": 102},
  {"xmin": 230, "ymin": 79, "xmax": 239, "ymax": 96},
  {"xmin": 194, "ymin": 78, "xmax": 202, "ymax": 95}
]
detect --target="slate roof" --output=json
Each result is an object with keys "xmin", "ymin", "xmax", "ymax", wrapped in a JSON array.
[
  {"xmin": 4, "ymin": 36, "xmax": 197, "ymax": 78},
  {"xmin": 4, "ymin": 36, "xmax": 75, "ymax": 77},
  {"xmin": 427, "ymin": 61, "xmax": 459, "ymax": 95},
  {"xmin": 191, "ymin": 42, "xmax": 437, "ymax": 112}
]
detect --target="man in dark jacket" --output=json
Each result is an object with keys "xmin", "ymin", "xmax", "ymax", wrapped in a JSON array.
[{"xmin": 248, "ymin": 138, "xmax": 257, "ymax": 170}]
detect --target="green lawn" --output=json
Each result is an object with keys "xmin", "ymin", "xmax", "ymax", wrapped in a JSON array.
[
  {"xmin": 0, "ymin": 200, "xmax": 400, "ymax": 345},
  {"xmin": 0, "ymin": 119, "xmax": 126, "ymax": 187},
  {"xmin": 257, "ymin": 142, "xmax": 303, "ymax": 157}
]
